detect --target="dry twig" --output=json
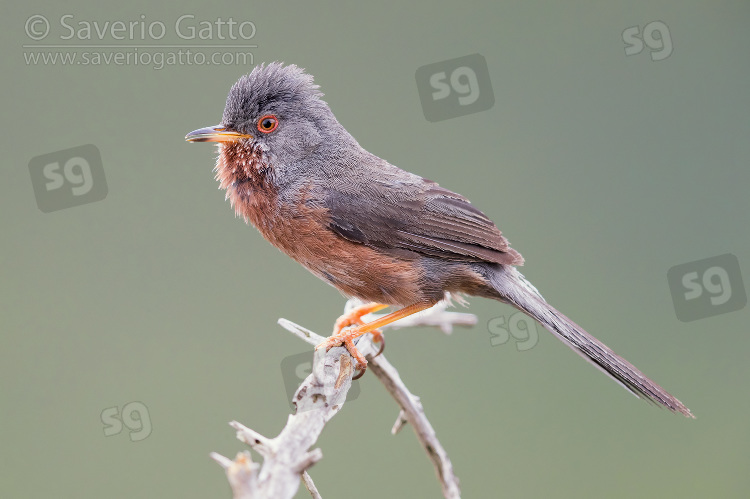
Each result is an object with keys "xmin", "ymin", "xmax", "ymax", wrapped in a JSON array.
[{"xmin": 211, "ymin": 299, "xmax": 475, "ymax": 498}]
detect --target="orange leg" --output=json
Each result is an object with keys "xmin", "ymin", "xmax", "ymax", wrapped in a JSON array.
[
  {"xmin": 316, "ymin": 302, "xmax": 436, "ymax": 374},
  {"xmin": 332, "ymin": 302, "xmax": 389, "ymax": 335}
]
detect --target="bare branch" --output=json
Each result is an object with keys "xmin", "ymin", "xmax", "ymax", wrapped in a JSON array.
[
  {"xmin": 210, "ymin": 451, "xmax": 235, "ymax": 470},
  {"xmin": 391, "ymin": 409, "xmax": 409, "ymax": 435},
  {"xmin": 277, "ymin": 318, "xmax": 325, "ymax": 345},
  {"xmin": 301, "ymin": 471, "xmax": 323, "ymax": 499},
  {"xmin": 212, "ymin": 348, "xmax": 354, "ymax": 498},
  {"xmin": 230, "ymin": 421, "xmax": 273, "ymax": 458},
  {"xmin": 213, "ymin": 299, "xmax": 474, "ymax": 498},
  {"xmin": 359, "ymin": 337, "xmax": 461, "ymax": 498}
]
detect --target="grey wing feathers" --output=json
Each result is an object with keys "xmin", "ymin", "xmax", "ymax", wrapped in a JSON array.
[{"xmin": 326, "ymin": 178, "xmax": 523, "ymax": 265}]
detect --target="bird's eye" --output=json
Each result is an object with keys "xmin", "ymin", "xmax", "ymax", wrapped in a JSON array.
[{"xmin": 257, "ymin": 115, "xmax": 279, "ymax": 133}]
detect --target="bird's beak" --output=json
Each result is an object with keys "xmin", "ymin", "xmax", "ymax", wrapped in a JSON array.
[{"xmin": 185, "ymin": 125, "xmax": 253, "ymax": 143}]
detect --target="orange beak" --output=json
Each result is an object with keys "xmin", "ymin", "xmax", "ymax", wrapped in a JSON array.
[{"xmin": 185, "ymin": 125, "xmax": 252, "ymax": 143}]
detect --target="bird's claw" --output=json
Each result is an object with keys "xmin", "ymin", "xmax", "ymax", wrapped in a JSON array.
[
  {"xmin": 315, "ymin": 302, "xmax": 389, "ymax": 379},
  {"xmin": 371, "ymin": 330, "xmax": 386, "ymax": 358},
  {"xmin": 315, "ymin": 326, "xmax": 386, "ymax": 380}
]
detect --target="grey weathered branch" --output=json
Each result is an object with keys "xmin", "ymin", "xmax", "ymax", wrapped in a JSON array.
[
  {"xmin": 301, "ymin": 471, "xmax": 322, "ymax": 499},
  {"xmin": 211, "ymin": 299, "xmax": 475, "ymax": 498},
  {"xmin": 361, "ymin": 344, "xmax": 461, "ymax": 499}
]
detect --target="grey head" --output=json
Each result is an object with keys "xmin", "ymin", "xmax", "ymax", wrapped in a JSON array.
[{"xmin": 186, "ymin": 62, "xmax": 356, "ymax": 166}]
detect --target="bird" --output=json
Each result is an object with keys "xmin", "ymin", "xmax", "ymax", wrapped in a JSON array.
[{"xmin": 186, "ymin": 62, "xmax": 693, "ymax": 417}]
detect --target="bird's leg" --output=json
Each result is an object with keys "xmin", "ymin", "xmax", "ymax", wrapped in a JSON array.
[
  {"xmin": 332, "ymin": 302, "xmax": 389, "ymax": 339},
  {"xmin": 316, "ymin": 302, "xmax": 436, "ymax": 375}
]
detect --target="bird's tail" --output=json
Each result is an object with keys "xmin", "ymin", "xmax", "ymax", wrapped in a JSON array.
[{"xmin": 481, "ymin": 264, "xmax": 693, "ymax": 418}]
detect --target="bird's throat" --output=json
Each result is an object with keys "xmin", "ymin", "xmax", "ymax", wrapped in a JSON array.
[
  {"xmin": 215, "ymin": 142, "xmax": 278, "ymax": 225},
  {"xmin": 215, "ymin": 142, "xmax": 270, "ymax": 191}
]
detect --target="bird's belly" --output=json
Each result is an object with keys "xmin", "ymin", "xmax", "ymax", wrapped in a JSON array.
[
  {"xmin": 233, "ymin": 187, "xmax": 423, "ymax": 305},
  {"xmin": 269, "ymin": 220, "xmax": 423, "ymax": 305}
]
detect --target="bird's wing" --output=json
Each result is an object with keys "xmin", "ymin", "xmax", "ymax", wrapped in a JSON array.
[{"xmin": 325, "ymin": 176, "xmax": 523, "ymax": 266}]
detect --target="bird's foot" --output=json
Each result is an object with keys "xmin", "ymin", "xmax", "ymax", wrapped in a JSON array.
[
  {"xmin": 316, "ymin": 302, "xmax": 388, "ymax": 378},
  {"xmin": 316, "ymin": 325, "xmax": 375, "ymax": 376}
]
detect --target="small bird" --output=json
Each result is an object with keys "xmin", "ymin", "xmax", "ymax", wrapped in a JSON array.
[{"xmin": 186, "ymin": 62, "xmax": 693, "ymax": 417}]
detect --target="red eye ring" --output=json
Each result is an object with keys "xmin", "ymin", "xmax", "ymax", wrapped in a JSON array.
[{"xmin": 257, "ymin": 115, "xmax": 279, "ymax": 133}]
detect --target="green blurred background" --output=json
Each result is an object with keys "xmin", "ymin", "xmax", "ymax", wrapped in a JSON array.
[{"xmin": 3, "ymin": 1, "xmax": 749, "ymax": 497}]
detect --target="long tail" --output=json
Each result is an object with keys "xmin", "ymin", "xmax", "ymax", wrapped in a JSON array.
[{"xmin": 481, "ymin": 264, "xmax": 693, "ymax": 418}]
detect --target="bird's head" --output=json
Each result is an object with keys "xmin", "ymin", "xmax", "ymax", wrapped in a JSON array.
[{"xmin": 186, "ymin": 63, "xmax": 343, "ymax": 188}]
